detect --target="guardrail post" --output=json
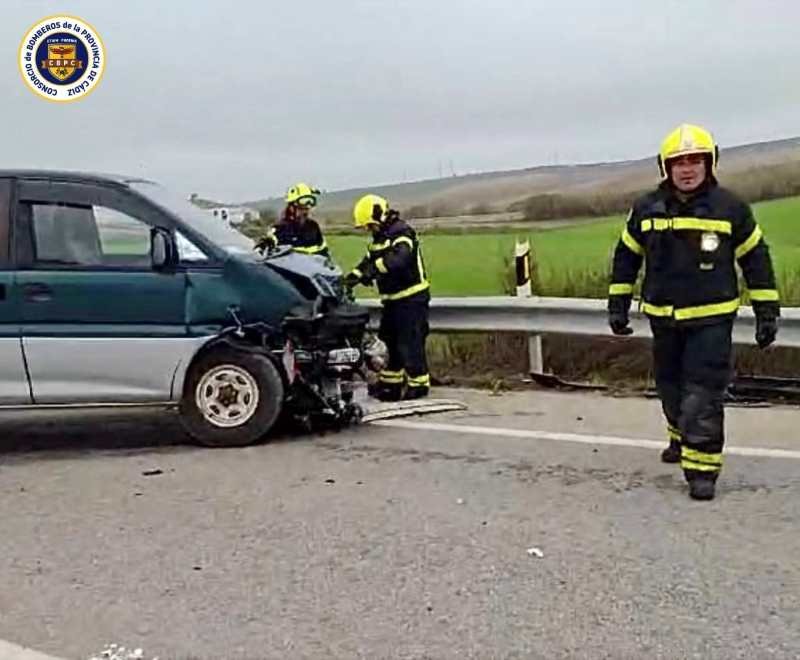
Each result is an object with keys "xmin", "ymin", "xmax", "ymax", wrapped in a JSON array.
[{"xmin": 528, "ymin": 333, "xmax": 544, "ymax": 374}]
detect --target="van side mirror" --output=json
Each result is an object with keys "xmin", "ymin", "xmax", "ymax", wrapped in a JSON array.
[{"xmin": 151, "ymin": 229, "xmax": 176, "ymax": 270}]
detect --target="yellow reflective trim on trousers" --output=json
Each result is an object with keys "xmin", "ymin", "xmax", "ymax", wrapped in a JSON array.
[
  {"xmin": 392, "ymin": 236, "xmax": 414, "ymax": 249},
  {"xmin": 749, "ymin": 289, "xmax": 779, "ymax": 302},
  {"xmin": 293, "ymin": 240, "xmax": 327, "ymax": 254},
  {"xmin": 681, "ymin": 459, "xmax": 721, "ymax": 473},
  {"xmin": 668, "ymin": 425, "xmax": 682, "ymax": 441},
  {"xmin": 682, "ymin": 447, "xmax": 723, "ymax": 466},
  {"xmin": 609, "ymin": 283, "xmax": 634, "ymax": 295},
  {"xmin": 641, "ymin": 302, "xmax": 674, "ymax": 317},
  {"xmin": 407, "ymin": 374, "xmax": 431, "ymax": 387},
  {"xmin": 735, "ymin": 226, "xmax": 763, "ymax": 259},
  {"xmin": 379, "ymin": 369, "xmax": 405, "ymax": 383},
  {"xmin": 380, "ymin": 280, "xmax": 430, "ymax": 301},
  {"xmin": 641, "ymin": 217, "xmax": 732, "ymax": 234},
  {"xmin": 621, "ymin": 228, "xmax": 644, "ymax": 255},
  {"xmin": 369, "ymin": 240, "xmax": 391, "ymax": 252},
  {"xmin": 375, "ymin": 257, "xmax": 388, "ymax": 274},
  {"xmin": 673, "ymin": 298, "xmax": 739, "ymax": 321}
]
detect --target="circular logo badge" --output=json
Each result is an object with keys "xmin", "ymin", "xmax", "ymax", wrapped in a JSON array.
[
  {"xmin": 701, "ymin": 231, "xmax": 720, "ymax": 252},
  {"xmin": 18, "ymin": 15, "xmax": 105, "ymax": 102}
]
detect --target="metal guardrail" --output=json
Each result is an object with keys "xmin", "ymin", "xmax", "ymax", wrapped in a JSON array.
[{"xmin": 358, "ymin": 297, "xmax": 800, "ymax": 371}]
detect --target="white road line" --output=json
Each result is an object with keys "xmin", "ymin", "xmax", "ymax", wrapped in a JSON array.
[
  {"xmin": 0, "ymin": 640, "xmax": 65, "ymax": 660},
  {"xmin": 373, "ymin": 420, "xmax": 800, "ymax": 461}
]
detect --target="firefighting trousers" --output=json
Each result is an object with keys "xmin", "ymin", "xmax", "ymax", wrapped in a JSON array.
[
  {"xmin": 377, "ymin": 297, "xmax": 430, "ymax": 394},
  {"xmin": 651, "ymin": 319, "xmax": 734, "ymax": 480}
]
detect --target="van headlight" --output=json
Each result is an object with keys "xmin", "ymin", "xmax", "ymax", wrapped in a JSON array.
[{"xmin": 327, "ymin": 348, "xmax": 361, "ymax": 365}]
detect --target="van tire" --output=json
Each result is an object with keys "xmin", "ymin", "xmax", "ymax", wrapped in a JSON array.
[{"xmin": 179, "ymin": 348, "xmax": 284, "ymax": 447}]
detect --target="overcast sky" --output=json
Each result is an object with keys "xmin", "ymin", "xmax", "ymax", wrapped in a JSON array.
[{"xmin": 3, "ymin": 0, "xmax": 799, "ymax": 201}]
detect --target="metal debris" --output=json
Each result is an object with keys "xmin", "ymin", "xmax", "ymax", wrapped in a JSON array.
[{"xmin": 527, "ymin": 547, "xmax": 544, "ymax": 558}]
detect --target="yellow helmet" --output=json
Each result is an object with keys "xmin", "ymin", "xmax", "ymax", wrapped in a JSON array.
[
  {"xmin": 285, "ymin": 182, "xmax": 319, "ymax": 207},
  {"xmin": 353, "ymin": 194, "xmax": 389, "ymax": 228},
  {"xmin": 658, "ymin": 123, "xmax": 718, "ymax": 179}
]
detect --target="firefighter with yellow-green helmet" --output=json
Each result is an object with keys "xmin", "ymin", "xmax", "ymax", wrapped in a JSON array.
[
  {"xmin": 256, "ymin": 182, "xmax": 328, "ymax": 256},
  {"xmin": 344, "ymin": 194, "xmax": 431, "ymax": 401},
  {"xmin": 608, "ymin": 123, "xmax": 779, "ymax": 501}
]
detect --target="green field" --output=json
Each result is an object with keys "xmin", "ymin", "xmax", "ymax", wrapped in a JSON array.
[{"xmin": 328, "ymin": 196, "xmax": 800, "ymax": 303}]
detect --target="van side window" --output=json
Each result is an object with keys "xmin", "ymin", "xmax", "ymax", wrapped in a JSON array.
[{"xmin": 27, "ymin": 202, "xmax": 152, "ymax": 269}]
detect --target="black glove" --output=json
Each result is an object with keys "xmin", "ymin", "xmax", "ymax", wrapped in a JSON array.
[
  {"xmin": 608, "ymin": 296, "xmax": 633, "ymax": 336},
  {"xmin": 755, "ymin": 315, "xmax": 778, "ymax": 349},
  {"xmin": 343, "ymin": 271, "xmax": 362, "ymax": 288},
  {"xmin": 255, "ymin": 232, "xmax": 277, "ymax": 253}
]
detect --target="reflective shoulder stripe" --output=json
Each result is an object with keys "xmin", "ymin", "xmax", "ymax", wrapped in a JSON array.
[
  {"xmin": 621, "ymin": 228, "xmax": 644, "ymax": 255},
  {"xmin": 391, "ymin": 236, "xmax": 415, "ymax": 249},
  {"xmin": 735, "ymin": 226, "xmax": 763, "ymax": 259},
  {"xmin": 293, "ymin": 240, "xmax": 327, "ymax": 254},
  {"xmin": 749, "ymin": 289, "xmax": 779, "ymax": 302},
  {"xmin": 375, "ymin": 257, "xmax": 388, "ymax": 274},
  {"xmin": 673, "ymin": 298, "xmax": 739, "ymax": 321},
  {"xmin": 369, "ymin": 240, "xmax": 392, "ymax": 252},
  {"xmin": 351, "ymin": 268, "xmax": 363, "ymax": 278},
  {"xmin": 380, "ymin": 280, "xmax": 430, "ymax": 301},
  {"xmin": 641, "ymin": 302, "xmax": 673, "ymax": 317},
  {"xmin": 609, "ymin": 283, "xmax": 634, "ymax": 295}
]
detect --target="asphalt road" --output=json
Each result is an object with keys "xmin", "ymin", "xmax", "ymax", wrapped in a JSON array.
[{"xmin": 1, "ymin": 388, "xmax": 798, "ymax": 660}]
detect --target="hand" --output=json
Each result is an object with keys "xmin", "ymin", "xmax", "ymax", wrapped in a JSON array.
[
  {"xmin": 255, "ymin": 233, "xmax": 277, "ymax": 252},
  {"xmin": 343, "ymin": 271, "xmax": 362, "ymax": 288},
  {"xmin": 609, "ymin": 311, "xmax": 633, "ymax": 336},
  {"xmin": 755, "ymin": 315, "xmax": 777, "ymax": 349}
]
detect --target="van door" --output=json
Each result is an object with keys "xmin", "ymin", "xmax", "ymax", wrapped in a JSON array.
[
  {"xmin": 13, "ymin": 180, "xmax": 195, "ymax": 404},
  {"xmin": 0, "ymin": 178, "xmax": 31, "ymax": 404}
]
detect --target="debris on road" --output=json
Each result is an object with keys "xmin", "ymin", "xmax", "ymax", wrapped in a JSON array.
[
  {"xmin": 456, "ymin": 498, "xmax": 465, "ymax": 505},
  {"xmin": 141, "ymin": 469, "xmax": 163, "ymax": 477},
  {"xmin": 527, "ymin": 547, "xmax": 544, "ymax": 558},
  {"xmin": 87, "ymin": 644, "xmax": 156, "ymax": 660},
  {"xmin": 325, "ymin": 478, "xmax": 336, "ymax": 484}
]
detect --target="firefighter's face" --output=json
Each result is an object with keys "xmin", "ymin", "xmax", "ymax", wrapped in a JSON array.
[
  {"xmin": 669, "ymin": 153, "xmax": 707, "ymax": 193},
  {"xmin": 294, "ymin": 205, "xmax": 310, "ymax": 222}
]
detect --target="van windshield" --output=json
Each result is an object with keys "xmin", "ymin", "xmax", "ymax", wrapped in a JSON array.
[{"xmin": 131, "ymin": 181, "xmax": 256, "ymax": 257}]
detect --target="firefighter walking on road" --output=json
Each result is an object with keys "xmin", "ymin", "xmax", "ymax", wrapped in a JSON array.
[
  {"xmin": 344, "ymin": 194, "xmax": 431, "ymax": 402},
  {"xmin": 256, "ymin": 182, "xmax": 329, "ymax": 256},
  {"xmin": 608, "ymin": 123, "xmax": 780, "ymax": 501}
]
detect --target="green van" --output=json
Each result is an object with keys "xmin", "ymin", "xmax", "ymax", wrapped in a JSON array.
[{"xmin": 0, "ymin": 171, "xmax": 369, "ymax": 446}]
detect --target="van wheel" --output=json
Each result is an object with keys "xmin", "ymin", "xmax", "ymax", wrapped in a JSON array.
[{"xmin": 179, "ymin": 348, "xmax": 284, "ymax": 447}]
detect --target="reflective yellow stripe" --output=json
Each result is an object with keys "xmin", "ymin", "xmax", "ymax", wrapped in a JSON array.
[
  {"xmin": 668, "ymin": 425, "xmax": 682, "ymax": 441},
  {"xmin": 621, "ymin": 228, "xmax": 644, "ymax": 256},
  {"xmin": 369, "ymin": 240, "xmax": 391, "ymax": 252},
  {"xmin": 681, "ymin": 459, "xmax": 722, "ymax": 473},
  {"xmin": 640, "ymin": 217, "xmax": 732, "ymax": 234},
  {"xmin": 609, "ymin": 283, "xmax": 634, "ymax": 295},
  {"xmin": 379, "ymin": 369, "xmax": 405, "ymax": 384},
  {"xmin": 735, "ymin": 226, "xmax": 763, "ymax": 259},
  {"xmin": 375, "ymin": 257, "xmax": 388, "ymax": 274},
  {"xmin": 673, "ymin": 298, "xmax": 739, "ymax": 321},
  {"xmin": 407, "ymin": 374, "xmax": 431, "ymax": 387},
  {"xmin": 682, "ymin": 447, "xmax": 723, "ymax": 466},
  {"xmin": 641, "ymin": 302, "xmax": 673, "ymax": 317},
  {"xmin": 391, "ymin": 236, "xmax": 414, "ymax": 249},
  {"xmin": 293, "ymin": 240, "xmax": 328, "ymax": 254},
  {"xmin": 749, "ymin": 289, "xmax": 779, "ymax": 302},
  {"xmin": 350, "ymin": 268, "xmax": 363, "ymax": 278},
  {"xmin": 380, "ymin": 280, "xmax": 430, "ymax": 301}
]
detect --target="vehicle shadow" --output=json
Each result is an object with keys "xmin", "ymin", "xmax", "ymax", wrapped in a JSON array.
[{"xmin": 0, "ymin": 408, "xmax": 317, "ymax": 463}]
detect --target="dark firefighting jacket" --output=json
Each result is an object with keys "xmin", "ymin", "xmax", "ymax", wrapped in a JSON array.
[
  {"xmin": 609, "ymin": 181, "xmax": 779, "ymax": 324},
  {"xmin": 353, "ymin": 216, "xmax": 430, "ymax": 302},
  {"xmin": 274, "ymin": 217, "xmax": 328, "ymax": 256}
]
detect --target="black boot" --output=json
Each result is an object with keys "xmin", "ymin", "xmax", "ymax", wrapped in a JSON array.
[
  {"xmin": 368, "ymin": 382, "xmax": 402, "ymax": 402},
  {"xmin": 661, "ymin": 440, "xmax": 681, "ymax": 464},
  {"xmin": 687, "ymin": 473, "xmax": 716, "ymax": 501},
  {"xmin": 403, "ymin": 386, "xmax": 429, "ymax": 400}
]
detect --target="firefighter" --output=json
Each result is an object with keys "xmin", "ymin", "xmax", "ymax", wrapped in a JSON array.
[
  {"xmin": 608, "ymin": 123, "xmax": 779, "ymax": 501},
  {"xmin": 344, "ymin": 194, "xmax": 431, "ymax": 401},
  {"xmin": 256, "ymin": 182, "xmax": 328, "ymax": 256}
]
